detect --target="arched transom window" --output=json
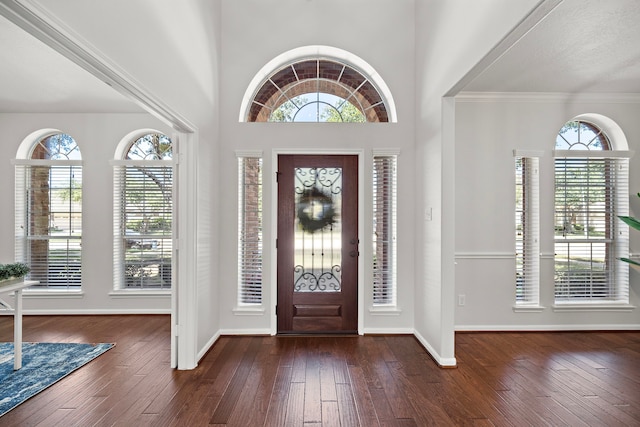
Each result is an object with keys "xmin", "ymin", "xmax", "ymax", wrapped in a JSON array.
[{"xmin": 247, "ymin": 58, "xmax": 390, "ymax": 123}]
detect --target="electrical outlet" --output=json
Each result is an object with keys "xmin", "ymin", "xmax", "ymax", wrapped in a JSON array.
[{"xmin": 458, "ymin": 294, "xmax": 466, "ymax": 306}]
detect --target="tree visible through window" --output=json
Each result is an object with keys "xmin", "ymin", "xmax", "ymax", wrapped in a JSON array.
[
  {"xmin": 247, "ymin": 58, "xmax": 389, "ymax": 122},
  {"xmin": 114, "ymin": 133, "xmax": 173, "ymax": 290},
  {"xmin": 15, "ymin": 133, "xmax": 82, "ymax": 289},
  {"xmin": 554, "ymin": 121, "xmax": 629, "ymax": 302}
]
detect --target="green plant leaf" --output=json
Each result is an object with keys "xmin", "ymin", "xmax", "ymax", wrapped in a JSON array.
[
  {"xmin": 0, "ymin": 262, "xmax": 30, "ymax": 281},
  {"xmin": 619, "ymin": 257, "xmax": 640, "ymax": 267},
  {"xmin": 618, "ymin": 215, "xmax": 640, "ymax": 231}
]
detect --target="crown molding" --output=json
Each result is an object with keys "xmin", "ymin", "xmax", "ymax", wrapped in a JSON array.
[{"xmin": 456, "ymin": 91, "xmax": 640, "ymax": 103}]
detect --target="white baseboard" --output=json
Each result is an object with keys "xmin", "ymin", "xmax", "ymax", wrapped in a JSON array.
[
  {"xmin": 218, "ymin": 328, "xmax": 273, "ymax": 336},
  {"xmin": 196, "ymin": 330, "xmax": 221, "ymax": 363},
  {"xmin": 455, "ymin": 324, "xmax": 640, "ymax": 331},
  {"xmin": 413, "ymin": 330, "xmax": 457, "ymax": 367},
  {"xmin": 0, "ymin": 309, "xmax": 171, "ymax": 315},
  {"xmin": 362, "ymin": 327, "xmax": 414, "ymax": 334}
]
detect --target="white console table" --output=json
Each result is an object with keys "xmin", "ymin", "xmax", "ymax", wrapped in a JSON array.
[{"xmin": 0, "ymin": 279, "xmax": 37, "ymax": 370}]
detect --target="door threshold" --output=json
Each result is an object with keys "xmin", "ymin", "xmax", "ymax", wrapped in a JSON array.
[{"xmin": 276, "ymin": 332, "xmax": 359, "ymax": 337}]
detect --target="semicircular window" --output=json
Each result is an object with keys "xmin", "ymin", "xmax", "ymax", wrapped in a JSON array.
[{"xmin": 248, "ymin": 59, "xmax": 389, "ymax": 122}]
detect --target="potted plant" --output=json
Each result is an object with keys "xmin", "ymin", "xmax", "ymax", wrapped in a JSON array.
[
  {"xmin": 0, "ymin": 262, "xmax": 31, "ymax": 287},
  {"xmin": 619, "ymin": 192, "xmax": 640, "ymax": 269}
]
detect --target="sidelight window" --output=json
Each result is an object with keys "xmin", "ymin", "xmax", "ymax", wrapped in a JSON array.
[
  {"xmin": 237, "ymin": 153, "xmax": 263, "ymax": 305},
  {"xmin": 372, "ymin": 152, "xmax": 397, "ymax": 305},
  {"xmin": 515, "ymin": 153, "xmax": 540, "ymax": 306}
]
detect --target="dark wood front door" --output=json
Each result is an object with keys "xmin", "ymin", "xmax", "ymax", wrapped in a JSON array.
[{"xmin": 277, "ymin": 155, "xmax": 358, "ymax": 334}]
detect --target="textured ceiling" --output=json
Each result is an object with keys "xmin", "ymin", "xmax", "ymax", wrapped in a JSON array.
[
  {"xmin": 462, "ymin": 0, "xmax": 640, "ymax": 94},
  {"xmin": 0, "ymin": 0, "xmax": 639, "ymax": 115}
]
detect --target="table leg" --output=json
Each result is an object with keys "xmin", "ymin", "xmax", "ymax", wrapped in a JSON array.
[{"xmin": 14, "ymin": 289, "xmax": 22, "ymax": 370}]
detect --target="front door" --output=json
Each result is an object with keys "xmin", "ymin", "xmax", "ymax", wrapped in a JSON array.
[{"xmin": 277, "ymin": 155, "xmax": 358, "ymax": 333}]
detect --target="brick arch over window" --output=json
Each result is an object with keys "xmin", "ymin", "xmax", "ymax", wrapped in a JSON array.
[{"xmin": 240, "ymin": 46, "xmax": 397, "ymax": 123}]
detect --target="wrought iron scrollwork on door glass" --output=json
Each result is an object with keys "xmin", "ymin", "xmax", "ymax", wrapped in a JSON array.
[{"xmin": 293, "ymin": 167, "xmax": 342, "ymax": 292}]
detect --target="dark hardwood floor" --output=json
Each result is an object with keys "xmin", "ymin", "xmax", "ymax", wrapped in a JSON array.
[{"xmin": 0, "ymin": 315, "xmax": 639, "ymax": 426}]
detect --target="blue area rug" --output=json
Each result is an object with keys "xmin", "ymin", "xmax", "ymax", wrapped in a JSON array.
[{"xmin": 0, "ymin": 342, "xmax": 114, "ymax": 417}]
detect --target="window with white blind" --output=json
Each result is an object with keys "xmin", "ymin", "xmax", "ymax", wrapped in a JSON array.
[
  {"xmin": 554, "ymin": 121, "xmax": 630, "ymax": 303},
  {"xmin": 515, "ymin": 154, "xmax": 540, "ymax": 306},
  {"xmin": 372, "ymin": 152, "xmax": 397, "ymax": 305},
  {"xmin": 237, "ymin": 153, "xmax": 263, "ymax": 305},
  {"xmin": 14, "ymin": 133, "xmax": 82, "ymax": 290},
  {"xmin": 113, "ymin": 133, "xmax": 173, "ymax": 290}
]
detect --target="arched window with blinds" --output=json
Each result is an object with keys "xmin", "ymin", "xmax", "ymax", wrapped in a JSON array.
[
  {"xmin": 113, "ymin": 132, "xmax": 173, "ymax": 291},
  {"xmin": 553, "ymin": 120, "xmax": 630, "ymax": 304},
  {"xmin": 14, "ymin": 132, "xmax": 82, "ymax": 290}
]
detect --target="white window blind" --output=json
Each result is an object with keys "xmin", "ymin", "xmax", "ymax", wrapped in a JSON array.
[
  {"xmin": 113, "ymin": 162, "xmax": 173, "ymax": 290},
  {"xmin": 373, "ymin": 154, "xmax": 397, "ymax": 305},
  {"xmin": 15, "ymin": 162, "xmax": 83, "ymax": 289},
  {"xmin": 515, "ymin": 156, "xmax": 540, "ymax": 305},
  {"xmin": 554, "ymin": 155, "xmax": 629, "ymax": 302},
  {"xmin": 237, "ymin": 155, "xmax": 263, "ymax": 304}
]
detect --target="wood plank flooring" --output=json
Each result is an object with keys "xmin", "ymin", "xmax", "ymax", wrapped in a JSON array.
[{"xmin": 0, "ymin": 315, "xmax": 639, "ymax": 426}]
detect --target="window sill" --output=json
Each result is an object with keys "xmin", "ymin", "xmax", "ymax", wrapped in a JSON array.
[
  {"xmin": 369, "ymin": 306, "xmax": 402, "ymax": 316},
  {"xmin": 233, "ymin": 306, "xmax": 265, "ymax": 316},
  {"xmin": 23, "ymin": 290, "xmax": 84, "ymax": 299},
  {"xmin": 513, "ymin": 304, "xmax": 546, "ymax": 313},
  {"xmin": 552, "ymin": 303, "xmax": 635, "ymax": 313},
  {"xmin": 109, "ymin": 290, "xmax": 170, "ymax": 298}
]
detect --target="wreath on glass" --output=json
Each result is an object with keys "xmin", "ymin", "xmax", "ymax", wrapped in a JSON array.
[{"xmin": 297, "ymin": 187, "xmax": 335, "ymax": 233}]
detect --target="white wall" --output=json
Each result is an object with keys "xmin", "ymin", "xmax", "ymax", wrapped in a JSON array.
[
  {"xmin": 34, "ymin": 0, "xmax": 223, "ymax": 363},
  {"xmin": 454, "ymin": 94, "xmax": 640, "ymax": 329},
  {"xmin": 0, "ymin": 113, "xmax": 173, "ymax": 313},
  {"xmin": 414, "ymin": 0, "xmax": 540, "ymax": 365},
  {"xmin": 218, "ymin": 0, "xmax": 416, "ymax": 334}
]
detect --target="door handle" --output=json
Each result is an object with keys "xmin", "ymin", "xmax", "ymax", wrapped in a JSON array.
[
  {"xmin": 350, "ymin": 238, "xmax": 359, "ymax": 245},
  {"xmin": 350, "ymin": 250, "xmax": 358, "ymax": 258}
]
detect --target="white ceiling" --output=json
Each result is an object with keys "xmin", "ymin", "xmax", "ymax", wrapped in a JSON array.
[
  {"xmin": 462, "ymin": 0, "xmax": 640, "ymax": 94},
  {"xmin": 0, "ymin": 0, "xmax": 639, "ymax": 114},
  {"xmin": 0, "ymin": 14, "xmax": 142, "ymax": 113}
]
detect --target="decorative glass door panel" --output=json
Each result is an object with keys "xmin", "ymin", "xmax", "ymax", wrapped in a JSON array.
[
  {"xmin": 278, "ymin": 155, "xmax": 358, "ymax": 333},
  {"xmin": 294, "ymin": 167, "xmax": 342, "ymax": 293}
]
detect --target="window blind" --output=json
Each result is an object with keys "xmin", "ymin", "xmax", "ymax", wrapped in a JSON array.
[
  {"xmin": 515, "ymin": 157, "xmax": 540, "ymax": 305},
  {"xmin": 113, "ymin": 163, "xmax": 173, "ymax": 290},
  {"xmin": 373, "ymin": 154, "xmax": 397, "ymax": 305},
  {"xmin": 238, "ymin": 156, "xmax": 263, "ymax": 304},
  {"xmin": 554, "ymin": 156, "xmax": 629, "ymax": 302},
  {"xmin": 14, "ymin": 163, "xmax": 82, "ymax": 289}
]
